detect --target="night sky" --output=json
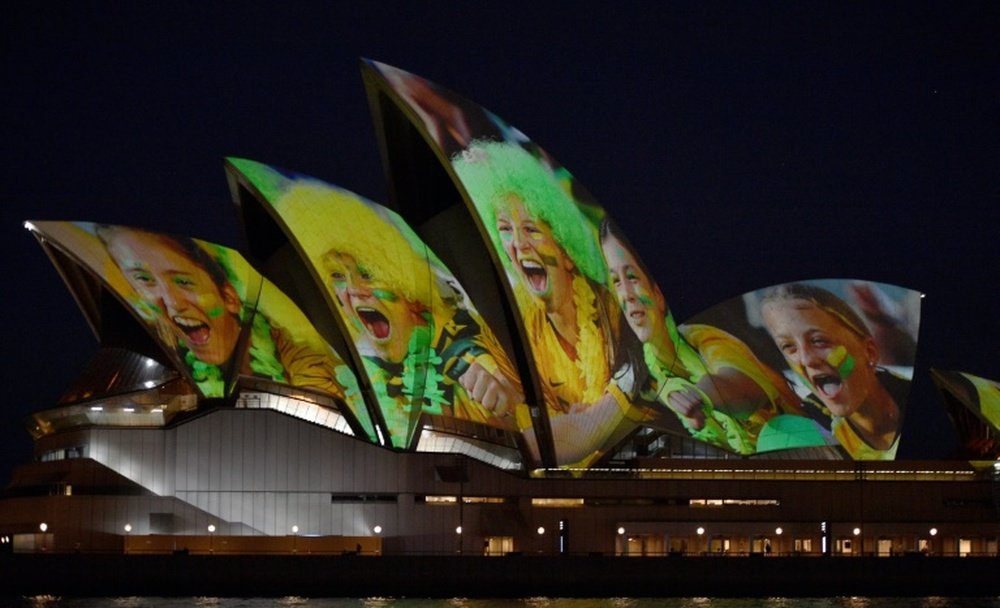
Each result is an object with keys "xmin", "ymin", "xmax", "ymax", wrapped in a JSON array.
[{"xmin": 3, "ymin": 2, "xmax": 997, "ymax": 478}]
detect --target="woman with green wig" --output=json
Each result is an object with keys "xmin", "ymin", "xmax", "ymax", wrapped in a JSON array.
[{"xmin": 453, "ymin": 141, "xmax": 639, "ymax": 466}]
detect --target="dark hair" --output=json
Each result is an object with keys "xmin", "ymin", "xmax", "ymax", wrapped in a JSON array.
[
  {"xmin": 95, "ymin": 224, "xmax": 231, "ymax": 289},
  {"xmin": 599, "ymin": 217, "xmax": 664, "ymax": 296}
]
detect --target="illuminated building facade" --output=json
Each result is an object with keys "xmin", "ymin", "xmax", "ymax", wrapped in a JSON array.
[{"xmin": 3, "ymin": 61, "xmax": 998, "ymax": 557}]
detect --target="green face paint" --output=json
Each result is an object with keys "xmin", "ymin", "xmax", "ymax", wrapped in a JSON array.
[
  {"xmin": 373, "ymin": 288, "xmax": 399, "ymax": 303},
  {"xmin": 836, "ymin": 353, "xmax": 856, "ymax": 379},
  {"xmin": 826, "ymin": 345, "xmax": 855, "ymax": 379},
  {"xmin": 637, "ymin": 294, "xmax": 655, "ymax": 307},
  {"xmin": 206, "ymin": 305, "xmax": 224, "ymax": 318}
]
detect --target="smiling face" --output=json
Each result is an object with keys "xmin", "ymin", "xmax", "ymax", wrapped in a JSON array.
[
  {"xmin": 324, "ymin": 251, "xmax": 421, "ymax": 362},
  {"xmin": 601, "ymin": 233, "xmax": 667, "ymax": 344},
  {"xmin": 761, "ymin": 298, "xmax": 879, "ymax": 417},
  {"xmin": 105, "ymin": 230, "xmax": 242, "ymax": 366},
  {"xmin": 495, "ymin": 194, "xmax": 574, "ymax": 308}
]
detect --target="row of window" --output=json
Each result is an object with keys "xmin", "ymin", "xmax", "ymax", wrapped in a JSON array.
[{"xmin": 327, "ymin": 494, "xmax": 783, "ymax": 507}]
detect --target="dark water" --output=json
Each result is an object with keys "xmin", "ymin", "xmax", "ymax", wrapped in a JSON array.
[{"xmin": 11, "ymin": 598, "xmax": 1000, "ymax": 608}]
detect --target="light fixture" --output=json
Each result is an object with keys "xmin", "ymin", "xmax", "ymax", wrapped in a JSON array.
[
  {"xmin": 775, "ymin": 527, "xmax": 783, "ymax": 535},
  {"xmin": 39, "ymin": 523, "xmax": 48, "ymax": 533},
  {"xmin": 373, "ymin": 525, "xmax": 382, "ymax": 534},
  {"xmin": 124, "ymin": 523, "xmax": 132, "ymax": 533},
  {"xmin": 455, "ymin": 526, "xmax": 463, "ymax": 535},
  {"xmin": 617, "ymin": 527, "xmax": 625, "ymax": 535},
  {"xmin": 853, "ymin": 527, "xmax": 861, "ymax": 536},
  {"xmin": 537, "ymin": 526, "xmax": 545, "ymax": 535},
  {"xmin": 929, "ymin": 527, "xmax": 938, "ymax": 537},
  {"xmin": 207, "ymin": 524, "xmax": 216, "ymax": 533},
  {"xmin": 696, "ymin": 527, "xmax": 705, "ymax": 536},
  {"xmin": 291, "ymin": 525, "xmax": 299, "ymax": 534}
]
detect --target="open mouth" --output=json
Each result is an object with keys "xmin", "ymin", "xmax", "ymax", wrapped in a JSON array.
[
  {"xmin": 173, "ymin": 316, "xmax": 211, "ymax": 346},
  {"xmin": 520, "ymin": 259, "xmax": 548, "ymax": 293},
  {"xmin": 357, "ymin": 307, "xmax": 391, "ymax": 340},
  {"xmin": 626, "ymin": 307, "xmax": 646, "ymax": 325},
  {"xmin": 810, "ymin": 373, "xmax": 843, "ymax": 399}
]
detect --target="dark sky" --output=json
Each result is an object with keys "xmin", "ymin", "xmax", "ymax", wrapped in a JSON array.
[{"xmin": 3, "ymin": 2, "xmax": 998, "ymax": 477}]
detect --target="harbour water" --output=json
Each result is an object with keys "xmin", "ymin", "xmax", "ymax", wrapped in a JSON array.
[{"xmin": 10, "ymin": 598, "xmax": 1000, "ymax": 608}]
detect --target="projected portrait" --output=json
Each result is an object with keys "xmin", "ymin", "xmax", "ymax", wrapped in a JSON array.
[
  {"xmin": 453, "ymin": 141, "xmax": 643, "ymax": 466},
  {"xmin": 598, "ymin": 219, "xmax": 814, "ymax": 455},
  {"xmin": 688, "ymin": 279, "xmax": 918, "ymax": 460},
  {"xmin": 84, "ymin": 224, "xmax": 363, "ymax": 413},
  {"xmin": 231, "ymin": 161, "xmax": 526, "ymax": 448}
]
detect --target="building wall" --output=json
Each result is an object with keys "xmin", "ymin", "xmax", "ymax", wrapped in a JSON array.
[{"xmin": 10, "ymin": 408, "xmax": 1000, "ymax": 555}]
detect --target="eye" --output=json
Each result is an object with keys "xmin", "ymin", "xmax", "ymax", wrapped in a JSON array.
[
  {"xmin": 524, "ymin": 224, "xmax": 543, "ymax": 237},
  {"xmin": 609, "ymin": 271, "xmax": 620, "ymax": 286},
  {"xmin": 778, "ymin": 341, "xmax": 797, "ymax": 355},
  {"xmin": 330, "ymin": 271, "xmax": 345, "ymax": 283},
  {"xmin": 357, "ymin": 265, "xmax": 373, "ymax": 281},
  {"xmin": 173, "ymin": 275, "xmax": 196, "ymax": 288},
  {"xmin": 131, "ymin": 270, "xmax": 155, "ymax": 286}
]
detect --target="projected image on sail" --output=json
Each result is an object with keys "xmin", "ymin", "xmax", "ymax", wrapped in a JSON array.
[
  {"xmin": 370, "ymin": 61, "xmax": 826, "ymax": 464},
  {"xmin": 687, "ymin": 279, "xmax": 920, "ymax": 460},
  {"xmin": 228, "ymin": 159, "xmax": 527, "ymax": 450},
  {"xmin": 28, "ymin": 221, "xmax": 370, "ymax": 438}
]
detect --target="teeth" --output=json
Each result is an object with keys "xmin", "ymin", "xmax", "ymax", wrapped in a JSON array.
[
  {"xmin": 173, "ymin": 316, "xmax": 203, "ymax": 329},
  {"xmin": 521, "ymin": 260, "xmax": 542, "ymax": 270}
]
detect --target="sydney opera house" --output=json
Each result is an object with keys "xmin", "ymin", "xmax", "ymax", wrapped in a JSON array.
[{"xmin": 3, "ymin": 60, "xmax": 998, "ymax": 560}]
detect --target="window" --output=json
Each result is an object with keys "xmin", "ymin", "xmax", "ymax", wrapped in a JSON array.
[{"xmin": 531, "ymin": 498, "xmax": 584, "ymax": 508}]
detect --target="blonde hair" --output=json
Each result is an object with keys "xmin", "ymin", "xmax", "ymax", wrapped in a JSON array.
[
  {"xmin": 276, "ymin": 182, "xmax": 449, "ymax": 315},
  {"xmin": 760, "ymin": 283, "xmax": 871, "ymax": 339}
]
